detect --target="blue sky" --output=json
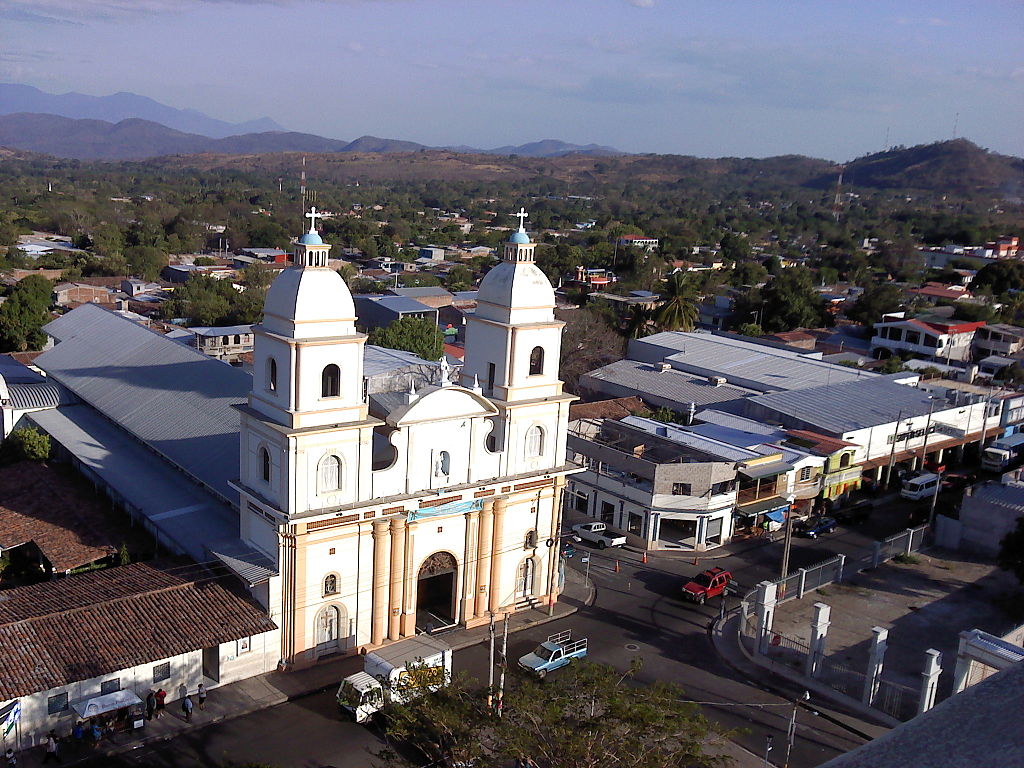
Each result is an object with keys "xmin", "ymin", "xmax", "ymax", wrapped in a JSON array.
[{"xmin": 2, "ymin": 0, "xmax": 1022, "ymax": 160}]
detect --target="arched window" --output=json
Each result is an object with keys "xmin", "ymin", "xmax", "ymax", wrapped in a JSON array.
[
  {"xmin": 268, "ymin": 358, "xmax": 278, "ymax": 392},
  {"xmin": 322, "ymin": 364, "xmax": 340, "ymax": 398},
  {"xmin": 526, "ymin": 425, "xmax": 545, "ymax": 457},
  {"xmin": 260, "ymin": 447, "xmax": 271, "ymax": 483},
  {"xmin": 234, "ymin": 335, "xmax": 241, "ymax": 345},
  {"xmin": 435, "ymin": 450, "xmax": 451, "ymax": 477},
  {"xmin": 529, "ymin": 346, "xmax": 545, "ymax": 376},
  {"xmin": 839, "ymin": 452, "xmax": 852, "ymax": 468},
  {"xmin": 319, "ymin": 455, "xmax": 342, "ymax": 492},
  {"xmin": 323, "ymin": 574, "xmax": 338, "ymax": 596}
]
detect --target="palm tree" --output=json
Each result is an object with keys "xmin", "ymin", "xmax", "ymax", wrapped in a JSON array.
[
  {"xmin": 622, "ymin": 303, "xmax": 656, "ymax": 339},
  {"xmin": 655, "ymin": 273, "xmax": 698, "ymax": 332}
]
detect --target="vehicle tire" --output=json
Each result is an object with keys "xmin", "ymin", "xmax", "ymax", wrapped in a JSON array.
[
  {"xmin": 537, "ymin": 669, "xmax": 547, "ymax": 680},
  {"xmin": 697, "ymin": 594, "xmax": 706, "ymax": 605},
  {"xmin": 598, "ymin": 541, "xmax": 607, "ymax": 549}
]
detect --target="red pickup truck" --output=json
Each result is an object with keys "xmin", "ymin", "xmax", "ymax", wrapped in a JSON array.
[{"xmin": 681, "ymin": 567, "xmax": 733, "ymax": 604}]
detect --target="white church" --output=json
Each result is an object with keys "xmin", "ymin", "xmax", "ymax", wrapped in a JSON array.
[{"xmin": 18, "ymin": 208, "xmax": 578, "ymax": 668}]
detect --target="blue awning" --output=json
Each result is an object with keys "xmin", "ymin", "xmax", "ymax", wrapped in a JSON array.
[{"xmin": 765, "ymin": 509, "xmax": 788, "ymax": 523}]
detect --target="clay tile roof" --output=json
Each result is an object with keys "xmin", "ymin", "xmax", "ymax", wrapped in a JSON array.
[
  {"xmin": 0, "ymin": 562, "xmax": 276, "ymax": 699},
  {"xmin": 785, "ymin": 429, "xmax": 857, "ymax": 455},
  {"xmin": 570, "ymin": 396, "xmax": 649, "ymax": 421},
  {"xmin": 0, "ymin": 462, "xmax": 117, "ymax": 572}
]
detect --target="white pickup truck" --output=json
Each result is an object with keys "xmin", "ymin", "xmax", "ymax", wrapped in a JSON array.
[{"xmin": 571, "ymin": 521, "xmax": 626, "ymax": 549}]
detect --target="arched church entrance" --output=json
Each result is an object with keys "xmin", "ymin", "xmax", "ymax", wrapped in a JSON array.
[
  {"xmin": 314, "ymin": 603, "xmax": 350, "ymax": 657},
  {"xmin": 415, "ymin": 551, "xmax": 458, "ymax": 632}
]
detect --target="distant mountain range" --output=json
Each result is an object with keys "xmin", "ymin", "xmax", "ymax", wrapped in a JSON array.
[
  {"xmin": 0, "ymin": 84, "xmax": 625, "ymax": 160},
  {"xmin": 0, "ymin": 83, "xmax": 283, "ymax": 139}
]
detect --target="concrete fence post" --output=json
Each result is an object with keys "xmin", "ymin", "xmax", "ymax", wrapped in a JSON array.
[
  {"xmin": 918, "ymin": 649, "xmax": 943, "ymax": 715},
  {"xmin": 805, "ymin": 602, "xmax": 831, "ymax": 679},
  {"xmin": 754, "ymin": 580, "xmax": 778, "ymax": 656},
  {"xmin": 797, "ymin": 568, "xmax": 807, "ymax": 599},
  {"xmin": 905, "ymin": 529, "xmax": 914, "ymax": 556},
  {"xmin": 836, "ymin": 553, "xmax": 846, "ymax": 583},
  {"xmin": 871, "ymin": 542, "xmax": 882, "ymax": 569},
  {"xmin": 862, "ymin": 626, "xmax": 888, "ymax": 706},
  {"xmin": 951, "ymin": 630, "xmax": 976, "ymax": 695}
]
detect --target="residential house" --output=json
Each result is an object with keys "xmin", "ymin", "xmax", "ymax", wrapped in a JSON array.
[
  {"xmin": 616, "ymin": 235, "xmax": 660, "ymax": 252},
  {"xmin": 870, "ymin": 314, "xmax": 985, "ymax": 363},
  {"xmin": 354, "ymin": 295, "xmax": 438, "ymax": 331},
  {"xmin": 973, "ymin": 324, "xmax": 1024, "ymax": 360},
  {"xmin": 905, "ymin": 282, "xmax": 973, "ymax": 304},
  {"xmin": 52, "ymin": 283, "xmax": 116, "ymax": 307},
  {"xmin": 187, "ymin": 325, "xmax": 255, "ymax": 364},
  {"xmin": 0, "ymin": 562, "xmax": 277, "ymax": 747},
  {"xmin": 387, "ymin": 286, "xmax": 454, "ymax": 309}
]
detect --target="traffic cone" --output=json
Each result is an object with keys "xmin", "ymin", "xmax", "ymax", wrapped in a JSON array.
[
  {"xmin": 614, "ymin": 560, "xmax": 621, "ymax": 573},
  {"xmin": 641, "ymin": 551, "xmax": 648, "ymax": 564}
]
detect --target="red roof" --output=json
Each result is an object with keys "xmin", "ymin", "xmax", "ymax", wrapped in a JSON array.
[{"xmin": 785, "ymin": 429, "xmax": 857, "ymax": 456}]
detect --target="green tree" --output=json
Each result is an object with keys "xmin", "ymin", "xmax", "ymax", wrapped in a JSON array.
[
  {"xmin": 998, "ymin": 515, "xmax": 1024, "ymax": 586},
  {"xmin": 730, "ymin": 260, "xmax": 768, "ymax": 287},
  {"xmin": 378, "ymin": 661, "xmax": 724, "ymax": 768},
  {"xmin": 445, "ymin": 265, "xmax": 474, "ymax": 292},
  {"xmin": 193, "ymin": 256, "xmax": 217, "ymax": 266},
  {"xmin": 951, "ymin": 302, "xmax": 995, "ymax": 323},
  {"xmin": 719, "ymin": 232, "xmax": 750, "ymax": 262},
  {"xmin": 368, "ymin": 317, "xmax": 444, "ymax": 361},
  {"xmin": 5, "ymin": 426, "xmax": 50, "ymax": 462},
  {"xmin": 559, "ymin": 308, "xmax": 625, "ymax": 394},
  {"xmin": 125, "ymin": 245, "xmax": 168, "ymax": 281},
  {"xmin": 622, "ymin": 304, "xmax": 656, "ymax": 339},
  {"xmin": 975, "ymin": 261, "xmax": 1024, "ymax": 293},
  {"xmin": 654, "ymin": 273, "xmax": 698, "ymax": 331},
  {"xmin": 736, "ymin": 322, "xmax": 763, "ymax": 337},
  {"xmin": 0, "ymin": 275, "xmax": 53, "ymax": 352},
  {"xmin": 752, "ymin": 267, "xmax": 829, "ymax": 333},
  {"xmin": 845, "ymin": 284, "xmax": 904, "ymax": 327}
]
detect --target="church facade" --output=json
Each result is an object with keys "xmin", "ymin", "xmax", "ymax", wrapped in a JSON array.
[{"xmin": 234, "ymin": 210, "xmax": 577, "ymax": 666}]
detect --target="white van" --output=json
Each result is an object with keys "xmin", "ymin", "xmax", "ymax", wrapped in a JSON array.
[{"xmin": 900, "ymin": 473, "xmax": 940, "ymax": 501}]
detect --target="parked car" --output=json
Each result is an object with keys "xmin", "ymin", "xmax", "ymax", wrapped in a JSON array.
[
  {"xmin": 681, "ymin": 567, "xmax": 734, "ymax": 604},
  {"xmin": 571, "ymin": 522, "xmax": 626, "ymax": 549},
  {"xmin": 834, "ymin": 500, "xmax": 873, "ymax": 525},
  {"xmin": 795, "ymin": 516, "xmax": 838, "ymax": 539},
  {"xmin": 900, "ymin": 473, "xmax": 940, "ymax": 501}
]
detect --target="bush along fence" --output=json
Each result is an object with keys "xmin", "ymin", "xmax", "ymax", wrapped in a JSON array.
[{"xmin": 737, "ymin": 524, "xmax": 938, "ymax": 724}]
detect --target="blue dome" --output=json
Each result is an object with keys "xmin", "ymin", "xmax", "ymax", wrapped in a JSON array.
[
  {"xmin": 509, "ymin": 230, "xmax": 530, "ymax": 245},
  {"xmin": 299, "ymin": 231, "xmax": 324, "ymax": 246}
]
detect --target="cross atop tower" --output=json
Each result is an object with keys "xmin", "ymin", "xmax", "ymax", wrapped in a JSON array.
[
  {"xmin": 513, "ymin": 207, "xmax": 528, "ymax": 232},
  {"xmin": 305, "ymin": 206, "xmax": 322, "ymax": 233}
]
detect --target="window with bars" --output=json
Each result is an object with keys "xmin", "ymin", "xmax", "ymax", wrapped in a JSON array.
[
  {"xmin": 48, "ymin": 693, "xmax": 68, "ymax": 715},
  {"xmin": 153, "ymin": 662, "xmax": 171, "ymax": 683},
  {"xmin": 100, "ymin": 679, "xmax": 120, "ymax": 696}
]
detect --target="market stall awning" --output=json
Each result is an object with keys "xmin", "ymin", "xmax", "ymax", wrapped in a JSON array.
[
  {"xmin": 765, "ymin": 509, "xmax": 788, "ymax": 523},
  {"xmin": 735, "ymin": 497, "xmax": 791, "ymax": 517},
  {"xmin": 72, "ymin": 690, "xmax": 142, "ymax": 719},
  {"xmin": 738, "ymin": 461, "xmax": 793, "ymax": 480}
]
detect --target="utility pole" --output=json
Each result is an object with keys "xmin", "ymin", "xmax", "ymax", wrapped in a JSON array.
[
  {"xmin": 763, "ymin": 734, "xmax": 774, "ymax": 767},
  {"xmin": 547, "ymin": 483, "xmax": 566, "ymax": 616},
  {"xmin": 783, "ymin": 692, "xmax": 809, "ymax": 768},
  {"xmin": 780, "ymin": 506, "xmax": 794, "ymax": 584},
  {"xmin": 918, "ymin": 397, "xmax": 936, "ymax": 470},
  {"xmin": 884, "ymin": 409, "xmax": 903, "ymax": 489},
  {"xmin": 497, "ymin": 613, "xmax": 509, "ymax": 718},
  {"xmin": 487, "ymin": 613, "xmax": 495, "ymax": 714},
  {"xmin": 929, "ymin": 467, "xmax": 943, "ymax": 526}
]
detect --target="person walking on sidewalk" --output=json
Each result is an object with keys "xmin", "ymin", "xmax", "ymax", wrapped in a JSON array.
[
  {"xmin": 42, "ymin": 730, "xmax": 60, "ymax": 764},
  {"xmin": 145, "ymin": 689, "xmax": 156, "ymax": 720},
  {"xmin": 5, "ymin": 747, "xmax": 17, "ymax": 767},
  {"xmin": 154, "ymin": 688, "xmax": 166, "ymax": 718},
  {"xmin": 197, "ymin": 682, "xmax": 207, "ymax": 711},
  {"xmin": 182, "ymin": 695, "xmax": 194, "ymax": 723}
]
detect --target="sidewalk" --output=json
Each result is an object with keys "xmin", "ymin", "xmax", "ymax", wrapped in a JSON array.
[
  {"xmin": 709, "ymin": 610, "xmax": 890, "ymax": 743},
  {"xmin": 13, "ymin": 568, "xmax": 594, "ymax": 767}
]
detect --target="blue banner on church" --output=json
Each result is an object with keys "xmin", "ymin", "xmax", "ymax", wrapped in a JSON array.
[{"xmin": 409, "ymin": 498, "xmax": 483, "ymax": 522}]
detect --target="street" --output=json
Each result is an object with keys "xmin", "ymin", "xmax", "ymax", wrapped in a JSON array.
[{"xmin": 94, "ymin": 498, "xmax": 920, "ymax": 768}]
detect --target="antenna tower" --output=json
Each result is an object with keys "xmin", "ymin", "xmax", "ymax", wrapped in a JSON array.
[
  {"xmin": 300, "ymin": 156, "xmax": 307, "ymax": 212},
  {"xmin": 832, "ymin": 166, "xmax": 845, "ymax": 223}
]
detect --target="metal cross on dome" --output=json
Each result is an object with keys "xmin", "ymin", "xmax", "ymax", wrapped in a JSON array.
[
  {"xmin": 305, "ymin": 206, "xmax": 322, "ymax": 232},
  {"xmin": 514, "ymin": 207, "xmax": 528, "ymax": 231}
]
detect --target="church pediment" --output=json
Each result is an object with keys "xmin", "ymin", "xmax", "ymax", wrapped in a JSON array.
[{"xmin": 387, "ymin": 385, "xmax": 497, "ymax": 426}]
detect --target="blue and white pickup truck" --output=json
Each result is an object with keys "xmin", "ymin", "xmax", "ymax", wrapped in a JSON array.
[{"xmin": 518, "ymin": 630, "xmax": 588, "ymax": 678}]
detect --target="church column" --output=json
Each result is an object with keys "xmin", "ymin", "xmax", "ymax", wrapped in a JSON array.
[
  {"xmin": 475, "ymin": 500, "xmax": 494, "ymax": 617},
  {"xmin": 371, "ymin": 519, "xmax": 391, "ymax": 646},
  {"xmin": 463, "ymin": 507, "xmax": 480, "ymax": 621},
  {"xmin": 400, "ymin": 522, "xmax": 416, "ymax": 637},
  {"xmin": 488, "ymin": 498, "xmax": 508, "ymax": 614},
  {"xmin": 388, "ymin": 518, "xmax": 406, "ymax": 641}
]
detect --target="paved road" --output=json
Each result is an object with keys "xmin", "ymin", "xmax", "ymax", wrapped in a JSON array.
[{"xmin": 93, "ymin": 498, "xmax": 921, "ymax": 768}]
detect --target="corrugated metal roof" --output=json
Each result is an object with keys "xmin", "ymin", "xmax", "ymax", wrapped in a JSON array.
[
  {"xmin": 581, "ymin": 359, "xmax": 757, "ymax": 408},
  {"xmin": 37, "ymin": 304, "xmax": 249, "ymax": 504},
  {"xmin": 620, "ymin": 415, "xmax": 758, "ymax": 462},
  {"xmin": 364, "ymin": 344, "xmax": 436, "ymax": 376},
  {"xmin": 6, "ymin": 382, "xmax": 73, "ymax": 410},
  {"xmin": 630, "ymin": 332, "xmax": 876, "ymax": 393},
  {"xmin": 748, "ymin": 378, "xmax": 939, "ymax": 435},
  {"xmin": 0, "ymin": 354, "xmax": 45, "ymax": 385}
]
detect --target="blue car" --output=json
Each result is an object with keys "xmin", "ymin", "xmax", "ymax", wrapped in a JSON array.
[{"xmin": 795, "ymin": 516, "xmax": 838, "ymax": 539}]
